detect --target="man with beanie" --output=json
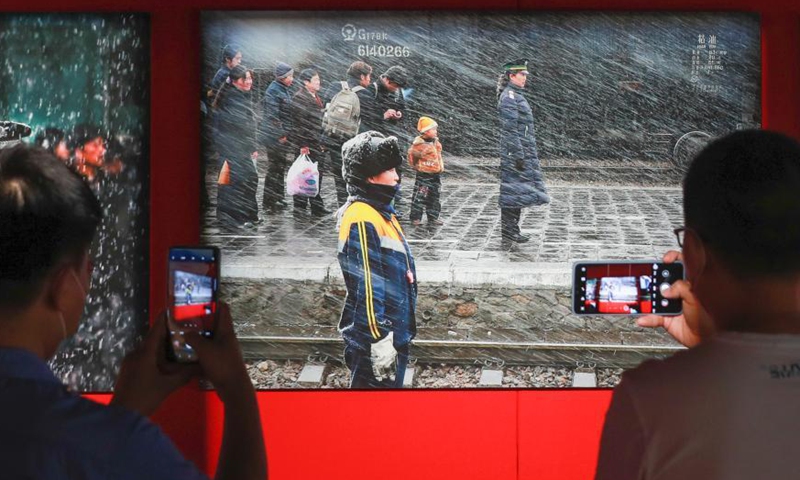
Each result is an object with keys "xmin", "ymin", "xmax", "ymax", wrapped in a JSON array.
[
  {"xmin": 260, "ymin": 61, "xmax": 294, "ymax": 211},
  {"xmin": 408, "ymin": 116, "xmax": 444, "ymax": 226},
  {"xmin": 336, "ymin": 131, "xmax": 417, "ymax": 388},
  {"xmin": 596, "ymin": 130, "xmax": 800, "ymax": 480}
]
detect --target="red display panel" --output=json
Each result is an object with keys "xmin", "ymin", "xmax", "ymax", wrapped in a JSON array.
[{"xmin": 12, "ymin": 0, "xmax": 795, "ymax": 478}]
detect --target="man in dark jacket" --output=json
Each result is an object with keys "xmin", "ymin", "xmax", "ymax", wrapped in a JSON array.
[
  {"xmin": 324, "ymin": 60, "xmax": 378, "ymax": 208},
  {"xmin": 362, "ymin": 66, "xmax": 408, "ymax": 137},
  {"xmin": 290, "ymin": 68, "xmax": 329, "ymax": 216},
  {"xmin": 336, "ymin": 131, "xmax": 417, "ymax": 388},
  {"xmin": 260, "ymin": 61, "xmax": 294, "ymax": 211},
  {"xmin": 497, "ymin": 59, "xmax": 549, "ymax": 244},
  {"xmin": 369, "ymin": 66, "xmax": 411, "ymax": 215}
]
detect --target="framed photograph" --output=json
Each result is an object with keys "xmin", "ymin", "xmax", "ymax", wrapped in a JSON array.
[
  {"xmin": 0, "ymin": 13, "xmax": 150, "ymax": 391},
  {"xmin": 200, "ymin": 11, "xmax": 760, "ymax": 389}
]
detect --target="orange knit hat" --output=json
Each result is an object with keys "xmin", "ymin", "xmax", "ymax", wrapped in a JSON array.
[{"xmin": 417, "ymin": 116, "xmax": 438, "ymax": 133}]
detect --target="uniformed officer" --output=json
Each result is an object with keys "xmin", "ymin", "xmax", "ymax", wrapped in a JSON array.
[{"xmin": 496, "ymin": 59, "xmax": 549, "ymax": 244}]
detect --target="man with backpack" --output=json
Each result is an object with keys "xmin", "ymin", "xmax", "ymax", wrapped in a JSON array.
[{"xmin": 323, "ymin": 60, "xmax": 379, "ymax": 208}]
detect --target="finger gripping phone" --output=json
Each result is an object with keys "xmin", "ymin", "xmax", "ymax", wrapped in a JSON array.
[
  {"xmin": 572, "ymin": 261, "xmax": 684, "ymax": 316},
  {"xmin": 166, "ymin": 246, "xmax": 220, "ymax": 362}
]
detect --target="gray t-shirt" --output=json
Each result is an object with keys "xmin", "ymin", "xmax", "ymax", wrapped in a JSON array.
[{"xmin": 596, "ymin": 332, "xmax": 800, "ymax": 480}]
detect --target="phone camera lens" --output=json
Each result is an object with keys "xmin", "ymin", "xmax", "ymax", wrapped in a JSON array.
[{"xmin": 662, "ymin": 270, "xmax": 671, "ymax": 278}]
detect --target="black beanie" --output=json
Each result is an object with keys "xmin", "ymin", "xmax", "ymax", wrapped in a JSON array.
[{"xmin": 341, "ymin": 131, "xmax": 402, "ymax": 186}]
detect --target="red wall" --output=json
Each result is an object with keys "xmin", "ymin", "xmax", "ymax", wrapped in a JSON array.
[{"xmin": 15, "ymin": 0, "xmax": 800, "ymax": 478}]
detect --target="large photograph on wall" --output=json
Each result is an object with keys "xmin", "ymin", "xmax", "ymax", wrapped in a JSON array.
[
  {"xmin": 0, "ymin": 14, "xmax": 150, "ymax": 391},
  {"xmin": 201, "ymin": 11, "xmax": 760, "ymax": 389}
]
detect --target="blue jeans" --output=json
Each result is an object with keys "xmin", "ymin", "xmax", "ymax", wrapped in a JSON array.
[{"xmin": 344, "ymin": 344, "xmax": 410, "ymax": 388}]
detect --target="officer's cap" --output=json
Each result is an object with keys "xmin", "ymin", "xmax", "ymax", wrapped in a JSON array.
[{"xmin": 503, "ymin": 59, "xmax": 529, "ymax": 75}]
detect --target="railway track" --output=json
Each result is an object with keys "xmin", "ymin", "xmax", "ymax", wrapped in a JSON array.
[{"xmin": 239, "ymin": 333, "xmax": 683, "ymax": 370}]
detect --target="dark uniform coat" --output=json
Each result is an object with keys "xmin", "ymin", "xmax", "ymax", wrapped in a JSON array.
[{"xmin": 498, "ymin": 83, "xmax": 548, "ymax": 208}]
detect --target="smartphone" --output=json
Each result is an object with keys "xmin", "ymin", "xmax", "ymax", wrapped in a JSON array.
[
  {"xmin": 166, "ymin": 246, "xmax": 220, "ymax": 362},
  {"xmin": 572, "ymin": 261, "xmax": 684, "ymax": 315}
]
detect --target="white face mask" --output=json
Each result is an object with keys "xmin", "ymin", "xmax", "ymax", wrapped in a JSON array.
[{"xmin": 57, "ymin": 269, "xmax": 87, "ymax": 344}]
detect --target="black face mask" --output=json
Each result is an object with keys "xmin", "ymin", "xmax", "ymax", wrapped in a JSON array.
[{"xmin": 363, "ymin": 182, "xmax": 399, "ymax": 205}]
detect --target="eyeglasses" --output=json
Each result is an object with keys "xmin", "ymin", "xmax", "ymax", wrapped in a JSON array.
[{"xmin": 673, "ymin": 227, "xmax": 687, "ymax": 247}]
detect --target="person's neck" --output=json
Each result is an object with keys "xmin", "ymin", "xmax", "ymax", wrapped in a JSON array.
[
  {"xmin": 713, "ymin": 276, "xmax": 800, "ymax": 335},
  {"xmin": 0, "ymin": 308, "xmax": 57, "ymax": 360}
]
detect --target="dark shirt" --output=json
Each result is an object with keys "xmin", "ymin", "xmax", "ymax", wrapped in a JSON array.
[
  {"xmin": 368, "ymin": 80, "xmax": 408, "ymax": 142},
  {"xmin": 291, "ymin": 87, "xmax": 325, "ymax": 153},
  {"xmin": 215, "ymin": 85, "xmax": 258, "ymax": 159},
  {"xmin": 0, "ymin": 347, "xmax": 208, "ymax": 480}
]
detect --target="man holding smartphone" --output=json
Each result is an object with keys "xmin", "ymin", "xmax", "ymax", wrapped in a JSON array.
[
  {"xmin": 0, "ymin": 145, "xmax": 266, "ymax": 480},
  {"xmin": 595, "ymin": 130, "xmax": 800, "ymax": 480}
]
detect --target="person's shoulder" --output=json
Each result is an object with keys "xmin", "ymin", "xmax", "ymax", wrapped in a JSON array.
[
  {"xmin": 499, "ymin": 87, "xmax": 517, "ymax": 104},
  {"xmin": 619, "ymin": 341, "xmax": 719, "ymax": 395},
  {"xmin": 340, "ymin": 202, "xmax": 386, "ymax": 232},
  {"xmin": 1, "ymin": 383, "xmax": 148, "ymax": 460}
]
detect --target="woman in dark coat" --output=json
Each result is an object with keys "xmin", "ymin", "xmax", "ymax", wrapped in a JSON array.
[
  {"xmin": 214, "ymin": 65, "xmax": 260, "ymax": 229},
  {"xmin": 290, "ymin": 68, "xmax": 329, "ymax": 216},
  {"xmin": 497, "ymin": 59, "xmax": 549, "ymax": 243}
]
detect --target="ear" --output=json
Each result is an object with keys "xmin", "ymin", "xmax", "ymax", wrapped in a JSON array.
[
  {"xmin": 43, "ymin": 265, "xmax": 74, "ymax": 314},
  {"xmin": 682, "ymin": 229, "xmax": 707, "ymax": 284}
]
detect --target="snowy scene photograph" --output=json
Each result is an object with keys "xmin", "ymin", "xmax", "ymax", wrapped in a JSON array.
[{"xmin": 200, "ymin": 11, "xmax": 760, "ymax": 389}]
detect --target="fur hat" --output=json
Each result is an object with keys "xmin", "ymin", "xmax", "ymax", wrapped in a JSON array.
[
  {"xmin": 341, "ymin": 131, "xmax": 402, "ymax": 186},
  {"xmin": 274, "ymin": 61, "xmax": 294, "ymax": 79},
  {"xmin": 417, "ymin": 116, "xmax": 438, "ymax": 133}
]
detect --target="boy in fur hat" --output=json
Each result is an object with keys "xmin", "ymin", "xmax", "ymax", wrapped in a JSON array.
[
  {"xmin": 407, "ymin": 116, "xmax": 444, "ymax": 226},
  {"xmin": 336, "ymin": 131, "xmax": 417, "ymax": 388}
]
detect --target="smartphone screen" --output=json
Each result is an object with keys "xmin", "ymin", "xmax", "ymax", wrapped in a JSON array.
[
  {"xmin": 573, "ymin": 261, "xmax": 683, "ymax": 315},
  {"xmin": 167, "ymin": 246, "xmax": 219, "ymax": 362}
]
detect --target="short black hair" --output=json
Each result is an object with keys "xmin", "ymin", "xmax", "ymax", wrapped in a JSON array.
[
  {"xmin": 684, "ymin": 129, "xmax": 800, "ymax": 277},
  {"xmin": 229, "ymin": 65, "xmax": 248, "ymax": 82},
  {"xmin": 72, "ymin": 124, "xmax": 105, "ymax": 149},
  {"xmin": 34, "ymin": 127, "xmax": 69, "ymax": 152},
  {"xmin": 0, "ymin": 145, "xmax": 102, "ymax": 310},
  {"xmin": 299, "ymin": 68, "xmax": 318, "ymax": 84},
  {"xmin": 221, "ymin": 44, "xmax": 241, "ymax": 64},
  {"xmin": 347, "ymin": 61, "xmax": 372, "ymax": 80}
]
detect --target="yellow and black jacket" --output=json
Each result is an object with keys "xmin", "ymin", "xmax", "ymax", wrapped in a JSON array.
[{"xmin": 337, "ymin": 199, "xmax": 417, "ymax": 352}]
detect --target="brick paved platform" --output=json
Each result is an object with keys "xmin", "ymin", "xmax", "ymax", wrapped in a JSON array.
[{"xmin": 203, "ymin": 156, "xmax": 683, "ymax": 272}]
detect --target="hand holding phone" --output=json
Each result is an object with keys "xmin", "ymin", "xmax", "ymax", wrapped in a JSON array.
[
  {"xmin": 167, "ymin": 246, "xmax": 220, "ymax": 362},
  {"xmin": 111, "ymin": 312, "xmax": 197, "ymax": 416},
  {"xmin": 636, "ymin": 250, "xmax": 712, "ymax": 347},
  {"xmin": 573, "ymin": 260, "xmax": 684, "ymax": 316}
]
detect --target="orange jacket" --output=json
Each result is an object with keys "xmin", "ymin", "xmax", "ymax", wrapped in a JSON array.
[{"xmin": 407, "ymin": 136, "xmax": 444, "ymax": 174}]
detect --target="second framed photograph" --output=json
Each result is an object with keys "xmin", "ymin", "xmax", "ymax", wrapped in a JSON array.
[{"xmin": 200, "ymin": 11, "xmax": 760, "ymax": 389}]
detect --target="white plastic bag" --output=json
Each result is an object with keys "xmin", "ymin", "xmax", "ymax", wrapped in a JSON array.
[{"xmin": 286, "ymin": 153, "xmax": 319, "ymax": 197}]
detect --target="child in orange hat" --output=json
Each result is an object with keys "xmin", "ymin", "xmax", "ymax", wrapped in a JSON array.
[{"xmin": 407, "ymin": 116, "xmax": 445, "ymax": 226}]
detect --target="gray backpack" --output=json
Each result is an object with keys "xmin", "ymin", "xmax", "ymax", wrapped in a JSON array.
[{"xmin": 322, "ymin": 81, "xmax": 365, "ymax": 139}]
